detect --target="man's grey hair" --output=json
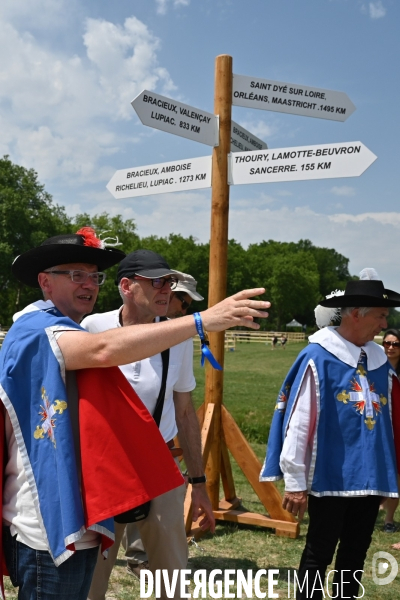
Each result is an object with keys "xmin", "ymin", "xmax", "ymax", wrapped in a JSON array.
[
  {"xmin": 340, "ymin": 307, "xmax": 374, "ymax": 318},
  {"xmin": 118, "ymin": 283, "xmax": 126, "ymax": 302}
]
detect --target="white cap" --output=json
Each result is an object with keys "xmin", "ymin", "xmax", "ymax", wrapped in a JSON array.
[{"xmin": 171, "ymin": 270, "xmax": 204, "ymax": 301}]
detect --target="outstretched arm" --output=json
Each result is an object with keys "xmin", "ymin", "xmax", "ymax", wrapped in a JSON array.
[{"xmin": 57, "ymin": 288, "xmax": 270, "ymax": 370}]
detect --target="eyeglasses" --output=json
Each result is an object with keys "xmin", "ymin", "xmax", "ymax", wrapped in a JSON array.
[
  {"xmin": 175, "ymin": 292, "xmax": 192, "ymax": 311},
  {"xmin": 133, "ymin": 276, "xmax": 178, "ymax": 290},
  {"xmin": 45, "ymin": 270, "xmax": 106, "ymax": 286},
  {"xmin": 383, "ymin": 340, "xmax": 400, "ymax": 349}
]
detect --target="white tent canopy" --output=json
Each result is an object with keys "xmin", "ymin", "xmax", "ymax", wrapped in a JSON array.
[{"xmin": 286, "ymin": 319, "xmax": 303, "ymax": 328}]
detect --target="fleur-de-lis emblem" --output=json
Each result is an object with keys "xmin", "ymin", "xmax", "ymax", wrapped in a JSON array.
[
  {"xmin": 337, "ymin": 390, "xmax": 350, "ymax": 404},
  {"xmin": 365, "ymin": 417, "xmax": 376, "ymax": 430},
  {"xmin": 54, "ymin": 400, "xmax": 67, "ymax": 414},
  {"xmin": 357, "ymin": 365, "xmax": 367, "ymax": 378},
  {"xmin": 34, "ymin": 426, "xmax": 45, "ymax": 439}
]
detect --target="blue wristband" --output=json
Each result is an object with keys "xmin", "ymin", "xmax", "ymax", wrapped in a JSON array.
[{"xmin": 193, "ymin": 313, "xmax": 223, "ymax": 371}]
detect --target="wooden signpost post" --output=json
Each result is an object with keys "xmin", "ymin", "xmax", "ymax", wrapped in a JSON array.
[
  {"xmin": 185, "ymin": 55, "xmax": 299, "ymax": 540},
  {"xmin": 109, "ymin": 53, "xmax": 375, "ymax": 541}
]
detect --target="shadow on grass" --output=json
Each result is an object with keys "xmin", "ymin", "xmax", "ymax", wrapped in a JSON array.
[
  {"xmin": 188, "ymin": 555, "xmax": 258, "ymax": 574},
  {"xmin": 115, "ymin": 558, "xmax": 128, "ymax": 567}
]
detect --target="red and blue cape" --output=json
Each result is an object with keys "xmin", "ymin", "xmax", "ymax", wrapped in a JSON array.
[{"xmin": 0, "ymin": 304, "xmax": 183, "ymax": 597}]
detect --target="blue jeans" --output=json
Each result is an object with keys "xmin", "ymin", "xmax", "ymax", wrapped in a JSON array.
[{"xmin": 3, "ymin": 526, "xmax": 99, "ymax": 600}]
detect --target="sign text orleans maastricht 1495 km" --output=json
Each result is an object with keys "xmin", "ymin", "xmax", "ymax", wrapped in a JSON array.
[{"xmin": 232, "ymin": 74, "xmax": 356, "ymax": 122}]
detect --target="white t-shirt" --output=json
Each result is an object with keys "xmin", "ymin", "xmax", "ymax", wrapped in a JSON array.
[{"xmin": 81, "ymin": 308, "xmax": 196, "ymax": 443}]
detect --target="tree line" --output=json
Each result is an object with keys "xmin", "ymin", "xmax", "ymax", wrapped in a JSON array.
[{"xmin": 1, "ymin": 155, "xmax": 399, "ymax": 330}]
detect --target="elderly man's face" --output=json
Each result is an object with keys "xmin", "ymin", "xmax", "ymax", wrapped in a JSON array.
[
  {"xmin": 357, "ymin": 307, "xmax": 389, "ymax": 343},
  {"xmin": 38, "ymin": 263, "xmax": 100, "ymax": 323},
  {"xmin": 121, "ymin": 276, "xmax": 173, "ymax": 320}
]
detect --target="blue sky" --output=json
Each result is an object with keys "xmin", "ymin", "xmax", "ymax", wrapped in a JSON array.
[{"xmin": 1, "ymin": 0, "xmax": 399, "ymax": 289}]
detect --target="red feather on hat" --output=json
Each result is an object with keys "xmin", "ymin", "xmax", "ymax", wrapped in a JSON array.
[{"xmin": 76, "ymin": 227, "xmax": 102, "ymax": 248}]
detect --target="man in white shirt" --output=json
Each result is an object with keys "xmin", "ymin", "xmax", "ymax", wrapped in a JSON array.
[
  {"xmin": 121, "ymin": 269, "xmax": 204, "ymax": 577},
  {"xmin": 2, "ymin": 230, "xmax": 270, "ymax": 600},
  {"xmin": 261, "ymin": 269, "xmax": 400, "ymax": 599},
  {"xmin": 84, "ymin": 251, "xmax": 213, "ymax": 600}
]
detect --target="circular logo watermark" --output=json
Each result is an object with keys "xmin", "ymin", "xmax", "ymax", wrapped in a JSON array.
[{"xmin": 372, "ymin": 551, "xmax": 398, "ymax": 586}]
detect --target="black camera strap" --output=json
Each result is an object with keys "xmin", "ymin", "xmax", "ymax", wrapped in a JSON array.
[{"xmin": 152, "ymin": 316, "xmax": 169, "ymax": 428}]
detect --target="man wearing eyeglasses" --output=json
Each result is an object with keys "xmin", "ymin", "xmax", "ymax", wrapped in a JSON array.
[
  {"xmin": 83, "ymin": 251, "xmax": 212, "ymax": 600},
  {"xmin": 2, "ymin": 232, "xmax": 270, "ymax": 600},
  {"xmin": 167, "ymin": 271, "xmax": 203, "ymax": 318},
  {"xmin": 120, "ymin": 269, "xmax": 204, "ymax": 579}
]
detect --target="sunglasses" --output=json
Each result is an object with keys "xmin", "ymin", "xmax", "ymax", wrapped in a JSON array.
[
  {"xmin": 175, "ymin": 292, "xmax": 191, "ymax": 311},
  {"xmin": 383, "ymin": 340, "xmax": 400, "ymax": 349}
]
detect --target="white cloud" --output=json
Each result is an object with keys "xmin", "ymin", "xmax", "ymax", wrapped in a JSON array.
[
  {"xmin": 369, "ymin": 2, "xmax": 386, "ymax": 19},
  {"xmin": 156, "ymin": 0, "xmax": 190, "ymax": 16},
  {"xmin": 0, "ymin": 15, "xmax": 175, "ymax": 183},
  {"xmin": 0, "ymin": 0, "xmax": 72, "ymax": 29},
  {"xmin": 83, "ymin": 17, "xmax": 175, "ymax": 120},
  {"xmin": 330, "ymin": 212, "xmax": 400, "ymax": 225},
  {"xmin": 237, "ymin": 119, "xmax": 280, "ymax": 144},
  {"xmin": 330, "ymin": 186, "xmax": 356, "ymax": 197},
  {"xmin": 361, "ymin": 2, "xmax": 387, "ymax": 19}
]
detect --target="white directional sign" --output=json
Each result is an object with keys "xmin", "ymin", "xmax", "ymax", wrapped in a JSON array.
[
  {"xmin": 231, "ymin": 120, "xmax": 268, "ymax": 153},
  {"xmin": 107, "ymin": 156, "xmax": 212, "ymax": 199},
  {"xmin": 131, "ymin": 90, "xmax": 218, "ymax": 147},
  {"xmin": 232, "ymin": 74, "xmax": 356, "ymax": 122},
  {"xmin": 229, "ymin": 141, "xmax": 376, "ymax": 186}
]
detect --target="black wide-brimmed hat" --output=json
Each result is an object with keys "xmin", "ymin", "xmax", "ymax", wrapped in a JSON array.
[
  {"xmin": 319, "ymin": 279, "xmax": 400, "ymax": 308},
  {"xmin": 116, "ymin": 250, "xmax": 184, "ymax": 284},
  {"xmin": 12, "ymin": 227, "xmax": 126, "ymax": 288}
]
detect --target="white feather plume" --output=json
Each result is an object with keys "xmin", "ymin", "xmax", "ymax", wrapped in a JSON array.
[
  {"xmin": 359, "ymin": 268, "xmax": 380, "ymax": 281},
  {"xmin": 314, "ymin": 289, "xmax": 345, "ymax": 329}
]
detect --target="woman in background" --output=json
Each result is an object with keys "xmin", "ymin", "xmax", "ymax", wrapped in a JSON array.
[{"xmin": 381, "ymin": 329, "xmax": 400, "ymax": 534}]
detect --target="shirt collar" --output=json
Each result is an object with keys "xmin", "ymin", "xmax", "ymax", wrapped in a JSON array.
[{"xmin": 308, "ymin": 326, "xmax": 387, "ymax": 370}]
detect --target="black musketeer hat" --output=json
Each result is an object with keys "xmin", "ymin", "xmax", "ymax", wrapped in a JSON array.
[
  {"xmin": 319, "ymin": 268, "xmax": 400, "ymax": 308},
  {"xmin": 12, "ymin": 227, "xmax": 126, "ymax": 288}
]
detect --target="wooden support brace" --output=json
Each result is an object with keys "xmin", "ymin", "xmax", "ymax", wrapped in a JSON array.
[
  {"xmin": 196, "ymin": 403, "xmax": 205, "ymax": 428},
  {"xmin": 221, "ymin": 405, "xmax": 296, "ymax": 524},
  {"xmin": 219, "ymin": 498, "xmax": 241, "ymax": 511},
  {"xmin": 220, "ymin": 437, "xmax": 237, "ymax": 502},
  {"xmin": 213, "ymin": 509, "xmax": 299, "ymax": 538}
]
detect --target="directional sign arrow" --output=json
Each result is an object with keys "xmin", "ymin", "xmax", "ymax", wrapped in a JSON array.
[
  {"xmin": 231, "ymin": 120, "xmax": 268, "ymax": 153},
  {"xmin": 232, "ymin": 74, "xmax": 356, "ymax": 122},
  {"xmin": 131, "ymin": 90, "xmax": 218, "ymax": 147},
  {"xmin": 107, "ymin": 156, "xmax": 212, "ymax": 199},
  {"xmin": 229, "ymin": 141, "xmax": 376, "ymax": 185}
]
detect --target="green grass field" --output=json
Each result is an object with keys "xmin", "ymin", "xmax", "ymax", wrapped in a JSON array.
[
  {"xmin": 5, "ymin": 341, "xmax": 400, "ymax": 599},
  {"xmin": 192, "ymin": 339, "xmax": 306, "ymax": 443}
]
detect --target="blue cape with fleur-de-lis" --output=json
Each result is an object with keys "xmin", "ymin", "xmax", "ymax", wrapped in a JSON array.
[
  {"xmin": 260, "ymin": 327, "xmax": 399, "ymax": 496},
  {"xmin": 0, "ymin": 303, "xmax": 115, "ymax": 565}
]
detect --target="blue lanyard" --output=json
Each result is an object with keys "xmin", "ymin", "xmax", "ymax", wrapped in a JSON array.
[{"xmin": 193, "ymin": 313, "xmax": 223, "ymax": 371}]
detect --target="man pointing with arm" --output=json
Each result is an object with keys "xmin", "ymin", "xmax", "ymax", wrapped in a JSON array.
[
  {"xmin": 1, "ymin": 228, "xmax": 270, "ymax": 600},
  {"xmin": 85, "ymin": 252, "xmax": 213, "ymax": 600}
]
